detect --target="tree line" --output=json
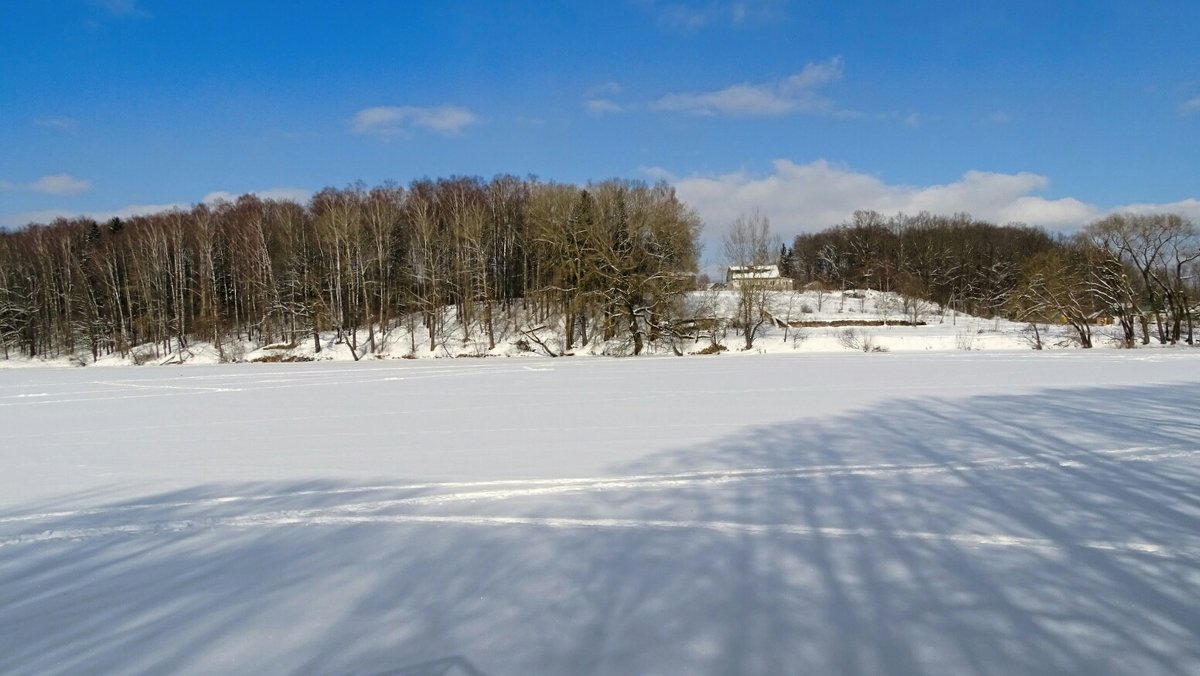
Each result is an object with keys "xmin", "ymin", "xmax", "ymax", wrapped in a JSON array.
[
  {"xmin": 4, "ymin": 180, "xmax": 1195, "ymax": 360},
  {"xmin": 0, "ymin": 176, "xmax": 700, "ymax": 361},
  {"xmin": 786, "ymin": 210, "xmax": 1199, "ymax": 347}
]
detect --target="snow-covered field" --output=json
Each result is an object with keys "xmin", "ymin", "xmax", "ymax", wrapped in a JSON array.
[{"xmin": 2, "ymin": 352, "xmax": 1199, "ymax": 675}]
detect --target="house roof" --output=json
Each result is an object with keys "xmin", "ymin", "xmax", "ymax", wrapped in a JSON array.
[{"xmin": 727, "ymin": 264, "xmax": 782, "ymax": 280}]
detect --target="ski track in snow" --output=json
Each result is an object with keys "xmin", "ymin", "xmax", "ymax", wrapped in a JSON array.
[
  {"xmin": 3, "ymin": 444, "xmax": 1197, "ymax": 558},
  {"xmin": 0, "ymin": 363, "xmax": 557, "ymax": 407},
  {"xmin": 0, "ymin": 355, "xmax": 1152, "ymax": 409},
  {"xmin": 2, "ymin": 512, "xmax": 1195, "ymax": 560}
]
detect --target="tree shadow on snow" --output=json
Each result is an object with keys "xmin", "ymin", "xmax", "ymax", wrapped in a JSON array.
[{"xmin": 0, "ymin": 381, "xmax": 1198, "ymax": 675}]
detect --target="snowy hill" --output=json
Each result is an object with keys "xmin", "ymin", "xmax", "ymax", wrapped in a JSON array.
[{"xmin": 2, "ymin": 288, "xmax": 1151, "ymax": 369}]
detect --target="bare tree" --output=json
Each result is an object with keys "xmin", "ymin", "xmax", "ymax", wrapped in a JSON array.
[
  {"xmin": 1086, "ymin": 213, "xmax": 1199, "ymax": 344},
  {"xmin": 0, "ymin": 176, "xmax": 704, "ymax": 361},
  {"xmin": 1008, "ymin": 249, "xmax": 1095, "ymax": 348},
  {"xmin": 589, "ymin": 181, "xmax": 700, "ymax": 355},
  {"xmin": 723, "ymin": 210, "xmax": 778, "ymax": 349}
]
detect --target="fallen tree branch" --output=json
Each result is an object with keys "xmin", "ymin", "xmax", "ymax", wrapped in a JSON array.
[{"xmin": 519, "ymin": 325, "xmax": 559, "ymax": 357}]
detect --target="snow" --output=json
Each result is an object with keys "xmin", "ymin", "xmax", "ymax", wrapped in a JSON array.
[
  {"xmin": 0, "ymin": 289, "xmax": 1088, "ymax": 368},
  {"xmin": 2, "ymin": 352, "xmax": 1199, "ymax": 674}
]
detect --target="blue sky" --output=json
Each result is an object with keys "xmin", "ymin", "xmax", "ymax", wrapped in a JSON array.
[{"xmin": 3, "ymin": 0, "xmax": 1199, "ymax": 247}]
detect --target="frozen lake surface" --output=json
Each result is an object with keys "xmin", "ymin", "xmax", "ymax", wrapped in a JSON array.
[{"xmin": 2, "ymin": 352, "xmax": 1199, "ymax": 674}]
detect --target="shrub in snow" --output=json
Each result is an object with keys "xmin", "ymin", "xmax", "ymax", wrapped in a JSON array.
[
  {"xmin": 956, "ymin": 332, "xmax": 977, "ymax": 351},
  {"xmin": 837, "ymin": 328, "xmax": 887, "ymax": 352}
]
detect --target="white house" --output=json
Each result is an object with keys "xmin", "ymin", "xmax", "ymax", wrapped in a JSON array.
[{"xmin": 725, "ymin": 264, "xmax": 793, "ymax": 290}]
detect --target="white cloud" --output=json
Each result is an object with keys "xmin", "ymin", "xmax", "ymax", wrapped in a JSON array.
[
  {"xmin": 983, "ymin": 110, "xmax": 1012, "ymax": 125},
  {"xmin": 654, "ymin": 84, "xmax": 799, "ymax": 116},
  {"xmin": 656, "ymin": 3, "xmax": 710, "ymax": 30},
  {"xmin": 33, "ymin": 116, "xmax": 79, "ymax": 131},
  {"xmin": 1180, "ymin": 96, "xmax": 1200, "ymax": 115},
  {"xmin": 642, "ymin": 0, "xmax": 786, "ymax": 30},
  {"xmin": 654, "ymin": 159, "xmax": 1200, "ymax": 260},
  {"xmin": 351, "ymin": 105, "xmax": 478, "ymax": 138},
  {"xmin": 651, "ymin": 57, "xmax": 843, "ymax": 117},
  {"xmin": 1111, "ymin": 198, "xmax": 1200, "ymax": 222},
  {"xmin": 201, "ymin": 187, "xmax": 312, "ymax": 205},
  {"xmin": 781, "ymin": 58, "xmax": 843, "ymax": 92},
  {"xmin": 730, "ymin": 0, "xmax": 786, "ymax": 24},
  {"xmin": 586, "ymin": 82, "xmax": 623, "ymax": 98},
  {"xmin": 584, "ymin": 98, "xmax": 625, "ymax": 117},
  {"xmin": 29, "ymin": 174, "xmax": 93, "ymax": 196},
  {"xmin": 1, "ymin": 174, "xmax": 93, "ymax": 196},
  {"xmin": 90, "ymin": 0, "xmax": 149, "ymax": 17}
]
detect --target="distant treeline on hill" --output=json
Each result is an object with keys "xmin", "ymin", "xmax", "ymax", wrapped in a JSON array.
[
  {"xmin": 784, "ymin": 209, "xmax": 1199, "ymax": 348},
  {"xmin": 0, "ymin": 177, "xmax": 700, "ymax": 360},
  {"xmin": 1, "ymin": 178, "xmax": 1196, "ymax": 360},
  {"xmin": 788, "ymin": 211, "xmax": 1058, "ymax": 317}
]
